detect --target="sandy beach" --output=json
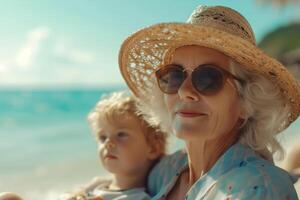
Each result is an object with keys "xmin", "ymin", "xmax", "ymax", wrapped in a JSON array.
[{"xmin": 276, "ymin": 131, "xmax": 300, "ymax": 198}]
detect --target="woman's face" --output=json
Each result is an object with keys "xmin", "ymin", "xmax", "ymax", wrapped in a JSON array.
[{"xmin": 163, "ymin": 45, "xmax": 243, "ymax": 142}]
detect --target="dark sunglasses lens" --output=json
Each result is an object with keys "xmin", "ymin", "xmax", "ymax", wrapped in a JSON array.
[
  {"xmin": 193, "ymin": 67, "xmax": 224, "ymax": 95},
  {"xmin": 156, "ymin": 66, "xmax": 185, "ymax": 94}
]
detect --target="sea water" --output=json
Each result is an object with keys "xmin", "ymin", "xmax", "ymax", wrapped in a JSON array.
[{"xmin": 0, "ymin": 88, "xmax": 124, "ymax": 199}]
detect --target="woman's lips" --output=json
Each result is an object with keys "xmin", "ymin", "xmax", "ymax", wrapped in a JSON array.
[{"xmin": 176, "ymin": 111, "xmax": 207, "ymax": 118}]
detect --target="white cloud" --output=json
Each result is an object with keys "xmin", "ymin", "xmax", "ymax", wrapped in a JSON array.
[
  {"xmin": 0, "ymin": 26, "xmax": 120, "ymax": 88},
  {"xmin": 53, "ymin": 43, "xmax": 95, "ymax": 64},
  {"xmin": 15, "ymin": 27, "xmax": 50, "ymax": 69},
  {"xmin": 0, "ymin": 63, "xmax": 8, "ymax": 72}
]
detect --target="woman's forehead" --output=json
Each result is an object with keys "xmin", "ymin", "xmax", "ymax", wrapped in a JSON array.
[{"xmin": 170, "ymin": 45, "xmax": 230, "ymax": 68}]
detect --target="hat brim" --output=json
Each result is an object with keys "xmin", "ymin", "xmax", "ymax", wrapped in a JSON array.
[{"xmin": 119, "ymin": 23, "xmax": 300, "ymax": 125}]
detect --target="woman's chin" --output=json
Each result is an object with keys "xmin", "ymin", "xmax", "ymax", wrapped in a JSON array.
[{"xmin": 174, "ymin": 127, "xmax": 209, "ymax": 142}]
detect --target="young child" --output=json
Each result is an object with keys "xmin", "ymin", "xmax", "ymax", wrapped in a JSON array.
[{"xmin": 61, "ymin": 92, "xmax": 167, "ymax": 200}]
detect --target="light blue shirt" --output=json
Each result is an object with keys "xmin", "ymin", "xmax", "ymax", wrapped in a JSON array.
[{"xmin": 148, "ymin": 142, "xmax": 298, "ymax": 200}]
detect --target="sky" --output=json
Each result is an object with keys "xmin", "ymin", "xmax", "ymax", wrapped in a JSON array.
[{"xmin": 0, "ymin": 0, "xmax": 299, "ymax": 89}]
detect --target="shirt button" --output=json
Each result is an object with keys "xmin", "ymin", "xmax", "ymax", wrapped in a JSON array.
[{"xmin": 239, "ymin": 160, "xmax": 247, "ymax": 167}]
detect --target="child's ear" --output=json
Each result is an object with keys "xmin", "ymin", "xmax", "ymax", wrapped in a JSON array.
[{"xmin": 147, "ymin": 142, "xmax": 161, "ymax": 160}]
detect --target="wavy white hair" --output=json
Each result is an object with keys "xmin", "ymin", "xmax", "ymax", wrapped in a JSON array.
[{"xmin": 137, "ymin": 61, "xmax": 291, "ymax": 161}]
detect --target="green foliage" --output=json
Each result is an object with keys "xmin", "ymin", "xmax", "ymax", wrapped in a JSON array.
[{"xmin": 258, "ymin": 23, "xmax": 300, "ymax": 59}]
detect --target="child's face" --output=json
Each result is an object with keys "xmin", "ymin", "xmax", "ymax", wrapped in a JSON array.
[{"xmin": 96, "ymin": 115, "xmax": 155, "ymax": 176}]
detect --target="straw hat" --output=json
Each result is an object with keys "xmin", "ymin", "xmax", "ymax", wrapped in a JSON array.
[{"xmin": 119, "ymin": 5, "xmax": 300, "ymax": 126}]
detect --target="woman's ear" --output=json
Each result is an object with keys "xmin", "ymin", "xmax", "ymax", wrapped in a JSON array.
[
  {"xmin": 236, "ymin": 104, "xmax": 247, "ymax": 130},
  {"xmin": 239, "ymin": 103, "xmax": 247, "ymax": 120}
]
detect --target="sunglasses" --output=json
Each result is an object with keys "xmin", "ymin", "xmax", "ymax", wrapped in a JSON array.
[{"xmin": 155, "ymin": 64, "xmax": 243, "ymax": 95}]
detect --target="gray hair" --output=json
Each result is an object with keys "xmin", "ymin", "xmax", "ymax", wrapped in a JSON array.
[
  {"xmin": 230, "ymin": 62, "xmax": 290, "ymax": 161},
  {"xmin": 137, "ymin": 61, "xmax": 290, "ymax": 161}
]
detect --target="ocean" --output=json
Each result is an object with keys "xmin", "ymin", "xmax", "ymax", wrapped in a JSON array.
[
  {"xmin": 0, "ymin": 88, "xmax": 123, "ymax": 199},
  {"xmin": 0, "ymin": 89, "xmax": 299, "ymax": 200}
]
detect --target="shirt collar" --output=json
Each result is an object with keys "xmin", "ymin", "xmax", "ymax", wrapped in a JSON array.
[{"xmin": 186, "ymin": 142, "xmax": 258, "ymax": 199}]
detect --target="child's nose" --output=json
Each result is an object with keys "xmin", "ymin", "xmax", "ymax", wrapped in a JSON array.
[{"xmin": 105, "ymin": 139, "xmax": 116, "ymax": 149}]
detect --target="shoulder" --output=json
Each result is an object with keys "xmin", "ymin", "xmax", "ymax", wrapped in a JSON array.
[
  {"xmin": 123, "ymin": 189, "xmax": 151, "ymax": 200},
  {"xmin": 58, "ymin": 177, "xmax": 111, "ymax": 200},
  {"xmin": 147, "ymin": 149, "xmax": 187, "ymax": 197},
  {"xmin": 93, "ymin": 188, "xmax": 150, "ymax": 200},
  {"xmin": 157, "ymin": 149, "xmax": 187, "ymax": 168},
  {"xmin": 211, "ymin": 157, "xmax": 298, "ymax": 199},
  {"xmin": 149, "ymin": 149, "xmax": 187, "ymax": 179}
]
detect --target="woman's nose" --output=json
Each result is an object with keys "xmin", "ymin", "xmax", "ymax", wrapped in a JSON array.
[{"xmin": 178, "ymin": 75, "xmax": 200, "ymax": 101}]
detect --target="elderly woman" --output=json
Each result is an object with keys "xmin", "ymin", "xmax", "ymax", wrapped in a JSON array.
[{"xmin": 118, "ymin": 5, "xmax": 300, "ymax": 200}]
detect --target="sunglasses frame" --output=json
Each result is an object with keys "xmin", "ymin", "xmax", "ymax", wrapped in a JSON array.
[{"xmin": 155, "ymin": 64, "xmax": 244, "ymax": 95}]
